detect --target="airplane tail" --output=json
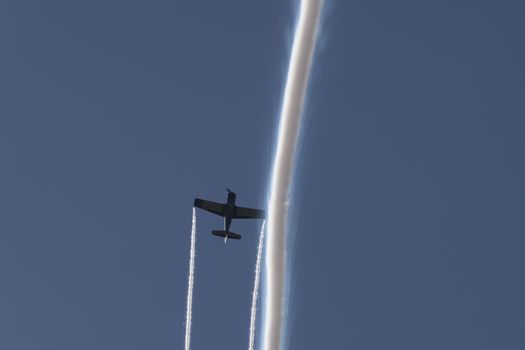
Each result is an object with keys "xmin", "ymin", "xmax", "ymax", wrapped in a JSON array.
[{"xmin": 212, "ymin": 230, "xmax": 242, "ymax": 240}]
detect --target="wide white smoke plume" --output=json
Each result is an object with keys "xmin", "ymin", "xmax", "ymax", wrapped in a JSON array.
[
  {"xmin": 263, "ymin": 1, "xmax": 324, "ymax": 349},
  {"xmin": 248, "ymin": 221, "xmax": 266, "ymax": 350},
  {"xmin": 185, "ymin": 208, "xmax": 197, "ymax": 350}
]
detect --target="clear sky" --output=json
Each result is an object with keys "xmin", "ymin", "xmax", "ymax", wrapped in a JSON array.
[{"xmin": 1, "ymin": 1, "xmax": 524, "ymax": 349}]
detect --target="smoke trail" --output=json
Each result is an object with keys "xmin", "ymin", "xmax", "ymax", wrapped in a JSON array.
[
  {"xmin": 263, "ymin": 1, "xmax": 323, "ymax": 350},
  {"xmin": 248, "ymin": 221, "xmax": 266, "ymax": 350},
  {"xmin": 185, "ymin": 208, "xmax": 197, "ymax": 350}
]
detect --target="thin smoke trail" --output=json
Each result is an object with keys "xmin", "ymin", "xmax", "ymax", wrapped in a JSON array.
[
  {"xmin": 248, "ymin": 221, "xmax": 266, "ymax": 350},
  {"xmin": 185, "ymin": 208, "xmax": 197, "ymax": 350},
  {"xmin": 263, "ymin": 1, "xmax": 323, "ymax": 350}
]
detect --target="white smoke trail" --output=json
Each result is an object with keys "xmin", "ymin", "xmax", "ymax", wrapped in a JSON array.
[
  {"xmin": 263, "ymin": 1, "xmax": 324, "ymax": 350},
  {"xmin": 248, "ymin": 220, "xmax": 266, "ymax": 350},
  {"xmin": 185, "ymin": 208, "xmax": 197, "ymax": 350}
]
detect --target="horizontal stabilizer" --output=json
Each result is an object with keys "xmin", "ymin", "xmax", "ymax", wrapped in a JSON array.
[{"xmin": 212, "ymin": 230, "xmax": 242, "ymax": 240}]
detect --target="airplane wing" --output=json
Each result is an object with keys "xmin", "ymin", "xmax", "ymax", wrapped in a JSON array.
[
  {"xmin": 194, "ymin": 198, "xmax": 225, "ymax": 217},
  {"xmin": 233, "ymin": 206, "xmax": 266, "ymax": 219}
]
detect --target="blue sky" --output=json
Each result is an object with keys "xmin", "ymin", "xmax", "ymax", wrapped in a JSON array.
[{"xmin": 1, "ymin": 1, "xmax": 524, "ymax": 349}]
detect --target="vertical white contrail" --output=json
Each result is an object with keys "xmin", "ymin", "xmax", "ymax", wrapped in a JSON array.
[
  {"xmin": 185, "ymin": 208, "xmax": 197, "ymax": 350},
  {"xmin": 248, "ymin": 221, "xmax": 266, "ymax": 350},
  {"xmin": 263, "ymin": 1, "xmax": 323, "ymax": 350}
]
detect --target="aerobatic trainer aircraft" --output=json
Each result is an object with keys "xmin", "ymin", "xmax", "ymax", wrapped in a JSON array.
[{"xmin": 194, "ymin": 189, "xmax": 265, "ymax": 241}]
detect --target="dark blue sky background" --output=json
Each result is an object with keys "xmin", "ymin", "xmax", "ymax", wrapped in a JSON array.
[{"xmin": 1, "ymin": 1, "xmax": 524, "ymax": 349}]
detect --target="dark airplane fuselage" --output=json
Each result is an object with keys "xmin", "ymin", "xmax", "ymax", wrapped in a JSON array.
[{"xmin": 224, "ymin": 191, "xmax": 236, "ymax": 233}]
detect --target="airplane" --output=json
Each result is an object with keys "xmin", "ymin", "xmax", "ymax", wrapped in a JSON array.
[{"xmin": 194, "ymin": 189, "xmax": 265, "ymax": 241}]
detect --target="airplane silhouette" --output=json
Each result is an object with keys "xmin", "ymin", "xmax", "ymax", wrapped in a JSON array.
[{"xmin": 194, "ymin": 189, "xmax": 265, "ymax": 241}]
